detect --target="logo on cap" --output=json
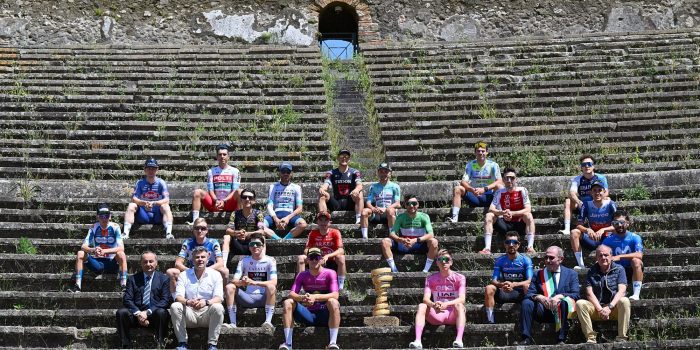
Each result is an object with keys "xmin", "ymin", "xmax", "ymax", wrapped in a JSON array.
[
  {"xmin": 307, "ymin": 247, "xmax": 323, "ymax": 257},
  {"xmin": 378, "ymin": 162, "xmax": 391, "ymax": 171},
  {"xmin": 279, "ymin": 162, "xmax": 293, "ymax": 171},
  {"xmin": 144, "ymin": 158, "xmax": 159, "ymax": 168},
  {"xmin": 338, "ymin": 149, "xmax": 351, "ymax": 156}
]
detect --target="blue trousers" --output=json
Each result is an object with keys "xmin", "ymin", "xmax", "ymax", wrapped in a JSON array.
[{"xmin": 519, "ymin": 297, "xmax": 571, "ymax": 342}]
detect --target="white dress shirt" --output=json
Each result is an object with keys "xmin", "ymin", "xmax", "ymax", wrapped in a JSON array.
[{"xmin": 176, "ymin": 267, "xmax": 223, "ymax": 301}]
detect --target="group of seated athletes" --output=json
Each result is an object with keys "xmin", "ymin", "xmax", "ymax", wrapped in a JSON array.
[{"xmin": 69, "ymin": 141, "xmax": 644, "ymax": 349}]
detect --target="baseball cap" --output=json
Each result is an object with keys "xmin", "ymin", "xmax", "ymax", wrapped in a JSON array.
[
  {"xmin": 216, "ymin": 143, "xmax": 230, "ymax": 152},
  {"xmin": 316, "ymin": 211, "xmax": 331, "ymax": 221},
  {"xmin": 378, "ymin": 162, "xmax": 392, "ymax": 171},
  {"xmin": 590, "ymin": 179, "xmax": 605, "ymax": 189},
  {"xmin": 96, "ymin": 204, "xmax": 110, "ymax": 216},
  {"xmin": 338, "ymin": 149, "xmax": 351, "ymax": 157},
  {"xmin": 279, "ymin": 162, "xmax": 293, "ymax": 171},
  {"xmin": 307, "ymin": 247, "xmax": 323, "ymax": 258},
  {"xmin": 144, "ymin": 158, "xmax": 159, "ymax": 168}
]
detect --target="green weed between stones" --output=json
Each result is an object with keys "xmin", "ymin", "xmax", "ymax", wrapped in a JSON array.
[
  {"xmin": 622, "ymin": 183, "xmax": 651, "ymax": 201},
  {"xmin": 16, "ymin": 237, "xmax": 37, "ymax": 255}
]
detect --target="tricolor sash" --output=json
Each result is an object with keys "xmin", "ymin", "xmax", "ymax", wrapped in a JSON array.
[{"xmin": 538, "ymin": 269, "xmax": 576, "ymax": 331}]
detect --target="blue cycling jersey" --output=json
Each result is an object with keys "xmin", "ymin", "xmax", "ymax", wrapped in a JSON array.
[
  {"xmin": 492, "ymin": 253, "xmax": 533, "ymax": 291},
  {"xmin": 178, "ymin": 238, "xmax": 223, "ymax": 267},
  {"xmin": 367, "ymin": 181, "xmax": 401, "ymax": 208},
  {"xmin": 83, "ymin": 222, "xmax": 123, "ymax": 260},
  {"xmin": 578, "ymin": 199, "xmax": 617, "ymax": 232},
  {"xmin": 133, "ymin": 177, "xmax": 169, "ymax": 211},
  {"xmin": 570, "ymin": 173, "xmax": 608, "ymax": 201},
  {"xmin": 602, "ymin": 231, "xmax": 643, "ymax": 267}
]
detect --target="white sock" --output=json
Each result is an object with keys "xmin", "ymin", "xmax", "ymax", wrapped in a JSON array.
[
  {"xmin": 123, "ymin": 223, "xmax": 132, "ymax": 235},
  {"xmin": 422, "ymin": 258, "xmax": 434, "ymax": 273},
  {"xmin": 564, "ymin": 220, "xmax": 570, "ymax": 232},
  {"xmin": 451, "ymin": 207, "xmax": 460, "ymax": 220},
  {"xmin": 386, "ymin": 258, "xmax": 398, "ymax": 273},
  {"xmin": 223, "ymin": 252, "xmax": 229, "ymax": 265},
  {"xmin": 361, "ymin": 227, "xmax": 368, "ymax": 239},
  {"xmin": 632, "ymin": 281, "xmax": 642, "ymax": 297},
  {"xmin": 355, "ymin": 214, "xmax": 361, "ymax": 223},
  {"xmin": 575, "ymin": 252, "xmax": 585, "ymax": 267},
  {"xmin": 227, "ymin": 305, "xmax": 237, "ymax": 325},
  {"xmin": 329, "ymin": 328, "xmax": 339, "ymax": 344},
  {"xmin": 526, "ymin": 233, "xmax": 534, "ymax": 249},
  {"xmin": 338, "ymin": 276, "xmax": 346, "ymax": 289},
  {"xmin": 164, "ymin": 221, "xmax": 172, "ymax": 235},
  {"xmin": 484, "ymin": 233, "xmax": 492, "ymax": 251},
  {"xmin": 486, "ymin": 307, "xmax": 494, "ymax": 323},
  {"xmin": 284, "ymin": 327, "xmax": 293, "ymax": 346},
  {"xmin": 192, "ymin": 210, "xmax": 200, "ymax": 221},
  {"xmin": 265, "ymin": 304, "xmax": 275, "ymax": 323}
]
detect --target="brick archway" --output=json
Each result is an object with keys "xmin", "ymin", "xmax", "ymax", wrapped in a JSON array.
[{"xmin": 310, "ymin": 0, "xmax": 381, "ymax": 45}]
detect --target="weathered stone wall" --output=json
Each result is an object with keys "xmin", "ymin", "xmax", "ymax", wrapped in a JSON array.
[{"xmin": 0, "ymin": 0, "xmax": 698, "ymax": 46}]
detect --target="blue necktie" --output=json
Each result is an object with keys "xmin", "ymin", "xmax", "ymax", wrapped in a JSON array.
[{"xmin": 142, "ymin": 274, "xmax": 151, "ymax": 308}]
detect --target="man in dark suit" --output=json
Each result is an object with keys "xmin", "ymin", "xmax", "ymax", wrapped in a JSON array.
[
  {"xmin": 116, "ymin": 251, "xmax": 172, "ymax": 348},
  {"xmin": 516, "ymin": 245, "xmax": 580, "ymax": 345}
]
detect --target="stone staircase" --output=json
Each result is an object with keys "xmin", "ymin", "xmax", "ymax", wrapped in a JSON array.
[{"xmin": 0, "ymin": 31, "xmax": 699, "ymax": 349}]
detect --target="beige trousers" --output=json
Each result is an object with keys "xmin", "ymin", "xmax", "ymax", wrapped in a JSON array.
[
  {"xmin": 170, "ymin": 302, "xmax": 225, "ymax": 345},
  {"xmin": 576, "ymin": 297, "xmax": 630, "ymax": 342}
]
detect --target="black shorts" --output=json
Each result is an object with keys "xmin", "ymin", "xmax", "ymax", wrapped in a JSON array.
[
  {"xmin": 369, "ymin": 213, "xmax": 388, "ymax": 225},
  {"xmin": 325, "ymin": 259, "xmax": 338, "ymax": 271},
  {"xmin": 230, "ymin": 238, "xmax": 251, "ymax": 256},
  {"xmin": 624, "ymin": 264, "xmax": 644, "ymax": 282},
  {"xmin": 494, "ymin": 218, "xmax": 526, "ymax": 235},
  {"xmin": 328, "ymin": 196, "xmax": 355, "ymax": 212},
  {"xmin": 495, "ymin": 289, "xmax": 525, "ymax": 304}
]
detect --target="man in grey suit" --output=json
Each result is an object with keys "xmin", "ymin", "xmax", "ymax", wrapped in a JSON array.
[{"xmin": 116, "ymin": 251, "xmax": 172, "ymax": 348}]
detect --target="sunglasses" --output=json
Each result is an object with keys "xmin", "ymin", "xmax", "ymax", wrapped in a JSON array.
[
  {"xmin": 545, "ymin": 255, "xmax": 558, "ymax": 261},
  {"xmin": 504, "ymin": 176, "xmax": 516, "ymax": 181},
  {"xmin": 406, "ymin": 201, "xmax": 419, "ymax": 207},
  {"xmin": 580, "ymin": 162, "xmax": 594, "ymax": 167},
  {"xmin": 437, "ymin": 256, "xmax": 452, "ymax": 264},
  {"xmin": 194, "ymin": 226, "xmax": 208, "ymax": 231},
  {"xmin": 217, "ymin": 153, "xmax": 228, "ymax": 157},
  {"xmin": 308, "ymin": 255, "xmax": 322, "ymax": 261},
  {"xmin": 248, "ymin": 241, "xmax": 263, "ymax": 248},
  {"xmin": 611, "ymin": 220, "xmax": 626, "ymax": 226},
  {"xmin": 505, "ymin": 239, "xmax": 520, "ymax": 246},
  {"xmin": 98, "ymin": 214, "xmax": 110, "ymax": 219},
  {"xmin": 241, "ymin": 195, "xmax": 255, "ymax": 200},
  {"xmin": 280, "ymin": 170, "xmax": 292, "ymax": 174}
]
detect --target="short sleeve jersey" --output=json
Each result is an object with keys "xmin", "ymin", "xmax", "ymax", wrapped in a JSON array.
[
  {"xmin": 228, "ymin": 209, "xmax": 265, "ymax": 232},
  {"xmin": 267, "ymin": 182, "xmax": 303, "ymax": 214},
  {"xmin": 390, "ymin": 212, "xmax": 433, "ymax": 238},
  {"xmin": 83, "ymin": 222, "xmax": 123, "ymax": 260},
  {"xmin": 492, "ymin": 187, "xmax": 531, "ymax": 222},
  {"xmin": 305, "ymin": 228, "xmax": 343, "ymax": 256},
  {"xmin": 424, "ymin": 271, "xmax": 466, "ymax": 309},
  {"xmin": 290, "ymin": 268, "xmax": 339, "ymax": 311},
  {"xmin": 570, "ymin": 174, "xmax": 608, "ymax": 201},
  {"xmin": 492, "ymin": 253, "xmax": 533, "ymax": 292},
  {"xmin": 602, "ymin": 231, "xmax": 644, "ymax": 267},
  {"xmin": 578, "ymin": 198, "xmax": 617, "ymax": 232},
  {"xmin": 324, "ymin": 167, "xmax": 362, "ymax": 198},
  {"xmin": 367, "ymin": 181, "xmax": 401, "ymax": 208},
  {"xmin": 133, "ymin": 177, "xmax": 169, "ymax": 211},
  {"xmin": 233, "ymin": 255, "xmax": 277, "ymax": 295},
  {"xmin": 207, "ymin": 165, "xmax": 241, "ymax": 200},
  {"xmin": 461, "ymin": 159, "xmax": 501, "ymax": 188},
  {"xmin": 178, "ymin": 237, "xmax": 223, "ymax": 267}
]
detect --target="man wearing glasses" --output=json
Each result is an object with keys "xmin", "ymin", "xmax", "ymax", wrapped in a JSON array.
[
  {"xmin": 170, "ymin": 246, "xmax": 225, "ymax": 350},
  {"xmin": 516, "ymin": 246, "xmax": 580, "ymax": 345},
  {"xmin": 408, "ymin": 249, "xmax": 466, "ymax": 349},
  {"xmin": 601, "ymin": 211, "xmax": 644, "ymax": 300},
  {"xmin": 483, "ymin": 232, "xmax": 533, "ymax": 324},
  {"xmin": 123, "ymin": 158, "xmax": 174, "ymax": 239},
  {"xmin": 279, "ymin": 247, "xmax": 341, "ymax": 350},
  {"xmin": 559, "ymin": 155, "xmax": 608, "ymax": 234},
  {"xmin": 298, "ymin": 212, "xmax": 347, "ymax": 289},
  {"xmin": 189, "ymin": 144, "xmax": 241, "ymax": 223},
  {"xmin": 69, "ymin": 204, "xmax": 128, "ymax": 292},
  {"xmin": 569, "ymin": 180, "xmax": 617, "ymax": 269},
  {"xmin": 224, "ymin": 232, "xmax": 278, "ymax": 331},
  {"xmin": 166, "ymin": 218, "xmax": 228, "ymax": 297},
  {"xmin": 223, "ymin": 189, "xmax": 279, "ymax": 262},
  {"xmin": 380, "ymin": 194, "xmax": 439, "ymax": 273},
  {"xmin": 449, "ymin": 141, "xmax": 503, "ymax": 223},
  {"xmin": 481, "ymin": 167, "xmax": 536, "ymax": 254},
  {"xmin": 264, "ymin": 162, "xmax": 308, "ymax": 239},
  {"xmin": 318, "ymin": 149, "xmax": 364, "ymax": 224},
  {"xmin": 361, "ymin": 162, "xmax": 401, "ymax": 239}
]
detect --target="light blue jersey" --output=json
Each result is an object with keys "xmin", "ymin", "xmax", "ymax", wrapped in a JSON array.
[
  {"xmin": 602, "ymin": 231, "xmax": 643, "ymax": 267},
  {"xmin": 367, "ymin": 181, "xmax": 401, "ymax": 208}
]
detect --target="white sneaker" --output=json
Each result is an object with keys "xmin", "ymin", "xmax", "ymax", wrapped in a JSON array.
[
  {"xmin": 447, "ymin": 217, "xmax": 458, "ymax": 223},
  {"xmin": 165, "ymin": 233, "xmax": 175, "ymax": 239},
  {"xmin": 574, "ymin": 265, "xmax": 584, "ymax": 271},
  {"xmin": 408, "ymin": 341, "xmax": 423, "ymax": 349},
  {"xmin": 629, "ymin": 295, "xmax": 640, "ymax": 301},
  {"xmin": 558, "ymin": 229, "xmax": 569, "ymax": 235},
  {"xmin": 452, "ymin": 340, "xmax": 464, "ymax": 348},
  {"xmin": 278, "ymin": 343, "xmax": 291, "ymax": 350},
  {"xmin": 327, "ymin": 344, "xmax": 340, "ymax": 350},
  {"xmin": 355, "ymin": 217, "xmax": 361, "ymax": 224},
  {"xmin": 261, "ymin": 321, "xmax": 275, "ymax": 332},
  {"xmin": 221, "ymin": 323, "xmax": 236, "ymax": 330},
  {"xmin": 122, "ymin": 233, "xmax": 129, "ymax": 240}
]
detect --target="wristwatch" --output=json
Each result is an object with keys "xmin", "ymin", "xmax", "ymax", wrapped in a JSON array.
[
  {"xmin": 483, "ymin": 186, "xmax": 489, "ymax": 192},
  {"xmin": 205, "ymin": 300, "xmax": 210, "ymax": 306}
]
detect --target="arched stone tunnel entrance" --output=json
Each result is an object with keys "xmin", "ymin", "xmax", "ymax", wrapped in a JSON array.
[{"xmin": 318, "ymin": 2, "xmax": 359, "ymax": 59}]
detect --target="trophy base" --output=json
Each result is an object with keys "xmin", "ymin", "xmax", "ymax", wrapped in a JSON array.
[{"xmin": 363, "ymin": 315, "xmax": 400, "ymax": 327}]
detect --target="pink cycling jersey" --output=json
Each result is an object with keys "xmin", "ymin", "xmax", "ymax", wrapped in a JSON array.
[{"xmin": 424, "ymin": 271, "xmax": 466, "ymax": 307}]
